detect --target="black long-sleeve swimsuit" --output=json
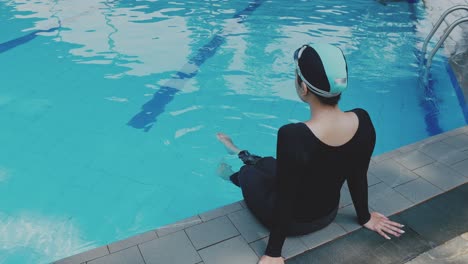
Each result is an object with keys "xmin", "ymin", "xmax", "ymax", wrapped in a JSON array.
[{"xmin": 232, "ymin": 108, "xmax": 376, "ymax": 258}]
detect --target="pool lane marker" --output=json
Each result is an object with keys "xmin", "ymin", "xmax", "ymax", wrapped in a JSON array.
[
  {"xmin": 0, "ymin": 27, "xmax": 60, "ymax": 54},
  {"xmin": 127, "ymin": 0, "xmax": 266, "ymax": 132}
]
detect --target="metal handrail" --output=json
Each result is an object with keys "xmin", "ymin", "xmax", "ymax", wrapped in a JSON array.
[
  {"xmin": 426, "ymin": 17, "xmax": 468, "ymax": 68},
  {"xmin": 422, "ymin": 5, "xmax": 468, "ymax": 55}
]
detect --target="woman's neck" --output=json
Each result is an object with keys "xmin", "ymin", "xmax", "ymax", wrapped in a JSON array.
[{"xmin": 308, "ymin": 103, "xmax": 342, "ymax": 122}]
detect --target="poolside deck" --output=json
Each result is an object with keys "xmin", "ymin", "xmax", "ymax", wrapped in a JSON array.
[{"xmin": 55, "ymin": 125, "xmax": 468, "ymax": 264}]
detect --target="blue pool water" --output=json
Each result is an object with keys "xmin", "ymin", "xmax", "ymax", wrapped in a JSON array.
[{"xmin": 0, "ymin": 0, "xmax": 466, "ymax": 263}]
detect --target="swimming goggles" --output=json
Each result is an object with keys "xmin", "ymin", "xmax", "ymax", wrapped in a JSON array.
[{"xmin": 293, "ymin": 45, "xmax": 342, "ymax": 98}]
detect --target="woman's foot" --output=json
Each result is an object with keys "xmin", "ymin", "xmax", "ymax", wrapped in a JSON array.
[
  {"xmin": 216, "ymin": 133, "xmax": 241, "ymax": 155},
  {"xmin": 217, "ymin": 162, "xmax": 235, "ymax": 181}
]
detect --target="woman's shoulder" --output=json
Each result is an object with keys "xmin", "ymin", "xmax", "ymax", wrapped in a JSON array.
[
  {"xmin": 278, "ymin": 123, "xmax": 303, "ymax": 134},
  {"xmin": 349, "ymin": 108, "xmax": 373, "ymax": 122}
]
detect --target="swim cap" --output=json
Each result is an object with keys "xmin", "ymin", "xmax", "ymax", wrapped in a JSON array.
[{"xmin": 294, "ymin": 43, "xmax": 348, "ymax": 98}]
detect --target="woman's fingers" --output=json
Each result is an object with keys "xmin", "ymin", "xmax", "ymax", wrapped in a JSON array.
[
  {"xmin": 386, "ymin": 219, "xmax": 404, "ymax": 228},
  {"xmin": 383, "ymin": 222, "xmax": 405, "ymax": 234},
  {"xmin": 377, "ymin": 229, "xmax": 391, "ymax": 240},
  {"xmin": 381, "ymin": 226, "xmax": 401, "ymax": 237}
]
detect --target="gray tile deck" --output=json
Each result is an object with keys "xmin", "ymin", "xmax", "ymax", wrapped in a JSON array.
[
  {"xmin": 139, "ymin": 230, "xmax": 201, "ymax": 264},
  {"xmin": 394, "ymin": 178, "xmax": 443, "ymax": 204},
  {"xmin": 393, "ymin": 150, "xmax": 435, "ymax": 170},
  {"xmin": 228, "ymin": 208, "xmax": 269, "ymax": 243},
  {"xmin": 339, "ymin": 186, "xmax": 352, "ymax": 208},
  {"xmin": 443, "ymin": 133, "xmax": 468, "ymax": 151},
  {"xmin": 334, "ymin": 204, "xmax": 364, "ymax": 233},
  {"xmin": 414, "ymin": 162, "xmax": 467, "ymax": 191},
  {"xmin": 198, "ymin": 236, "xmax": 258, "ymax": 264},
  {"xmin": 156, "ymin": 215, "xmax": 202, "ymax": 237},
  {"xmin": 451, "ymin": 158, "xmax": 468, "ymax": 178},
  {"xmin": 108, "ymin": 230, "xmax": 157, "ymax": 253},
  {"xmin": 368, "ymin": 182, "xmax": 414, "ymax": 216},
  {"xmin": 199, "ymin": 202, "xmax": 243, "ymax": 222},
  {"xmin": 55, "ymin": 246, "xmax": 109, "ymax": 264},
  {"xmin": 405, "ymin": 233, "xmax": 468, "ymax": 264},
  {"xmin": 418, "ymin": 140, "xmax": 468, "ymax": 165},
  {"xmin": 87, "ymin": 246, "xmax": 145, "ymax": 264},
  {"xmin": 250, "ymin": 237, "xmax": 308, "ymax": 259},
  {"xmin": 369, "ymin": 159, "xmax": 420, "ymax": 187},
  {"xmin": 57, "ymin": 125, "xmax": 468, "ymax": 264},
  {"xmin": 185, "ymin": 216, "xmax": 239, "ymax": 250},
  {"xmin": 299, "ymin": 223, "xmax": 347, "ymax": 249}
]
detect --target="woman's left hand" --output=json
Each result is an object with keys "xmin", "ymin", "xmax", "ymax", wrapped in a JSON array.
[{"xmin": 258, "ymin": 255, "xmax": 285, "ymax": 264}]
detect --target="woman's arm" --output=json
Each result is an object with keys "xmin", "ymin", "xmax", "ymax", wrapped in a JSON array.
[{"xmin": 264, "ymin": 125, "xmax": 300, "ymax": 258}]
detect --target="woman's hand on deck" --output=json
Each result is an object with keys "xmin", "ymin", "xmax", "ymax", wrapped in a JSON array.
[
  {"xmin": 364, "ymin": 212, "xmax": 405, "ymax": 240},
  {"xmin": 258, "ymin": 255, "xmax": 285, "ymax": 264}
]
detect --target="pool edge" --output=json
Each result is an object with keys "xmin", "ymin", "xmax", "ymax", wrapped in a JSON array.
[{"xmin": 53, "ymin": 125, "xmax": 468, "ymax": 264}]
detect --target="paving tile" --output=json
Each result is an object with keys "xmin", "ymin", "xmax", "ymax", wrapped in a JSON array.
[
  {"xmin": 343, "ymin": 171, "xmax": 380, "ymax": 190},
  {"xmin": 371, "ymin": 149, "xmax": 402, "ymax": 163},
  {"xmin": 404, "ymin": 253, "xmax": 434, "ymax": 264},
  {"xmin": 199, "ymin": 202, "xmax": 243, "ymax": 222},
  {"xmin": 418, "ymin": 141, "xmax": 468, "ymax": 165},
  {"xmin": 443, "ymin": 126, "xmax": 468, "ymax": 137},
  {"xmin": 394, "ymin": 178, "xmax": 443, "ymax": 204},
  {"xmin": 398, "ymin": 137, "xmax": 443, "ymax": 153},
  {"xmin": 55, "ymin": 246, "xmax": 109, "ymax": 264},
  {"xmin": 414, "ymin": 162, "xmax": 467, "ymax": 191},
  {"xmin": 228, "ymin": 208, "xmax": 269, "ymax": 243},
  {"xmin": 406, "ymin": 235, "xmax": 468, "ymax": 264},
  {"xmin": 288, "ymin": 219, "xmax": 431, "ymax": 264},
  {"xmin": 334, "ymin": 204, "xmax": 364, "ymax": 233},
  {"xmin": 139, "ymin": 230, "xmax": 201, "ymax": 264},
  {"xmin": 368, "ymin": 159, "xmax": 419, "ymax": 187},
  {"xmin": 87, "ymin": 246, "xmax": 144, "ymax": 264},
  {"xmin": 287, "ymin": 228, "xmax": 383, "ymax": 264},
  {"xmin": 393, "ymin": 150, "xmax": 435, "ymax": 170},
  {"xmin": 239, "ymin": 200, "xmax": 247, "ymax": 208},
  {"xmin": 185, "ymin": 216, "xmax": 239, "ymax": 250},
  {"xmin": 419, "ymin": 132, "xmax": 450, "ymax": 145},
  {"xmin": 451, "ymin": 159, "xmax": 468, "ymax": 178},
  {"xmin": 443, "ymin": 133, "xmax": 468, "ymax": 151},
  {"xmin": 156, "ymin": 216, "xmax": 202, "ymax": 237},
  {"xmin": 365, "ymin": 217, "xmax": 434, "ymax": 264},
  {"xmin": 398, "ymin": 185, "xmax": 468, "ymax": 245},
  {"xmin": 368, "ymin": 182, "xmax": 414, "ymax": 216},
  {"xmin": 108, "ymin": 230, "xmax": 157, "ymax": 253},
  {"xmin": 367, "ymin": 172, "xmax": 382, "ymax": 187},
  {"xmin": 198, "ymin": 236, "xmax": 258, "ymax": 264},
  {"xmin": 398, "ymin": 141, "xmax": 424, "ymax": 153},
  {"xmin": 249, "ymin": 236, "xmax": 308, "ymax": 259},
  {"xmin": 339, "ymin": 187, "xmax": 352, "ymax": 208},
  {"xmin": 299, "ymin": 223, "xmax": 347, "ymax": 250},
  {"xmin": 398, "ymin": 141, "xmax": 423, "ymax": 153}
]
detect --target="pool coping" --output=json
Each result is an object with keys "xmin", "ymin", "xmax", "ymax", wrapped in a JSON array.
[{"xmin": 54, "ymin": 125, "xmax": 468, "ymax": 264}]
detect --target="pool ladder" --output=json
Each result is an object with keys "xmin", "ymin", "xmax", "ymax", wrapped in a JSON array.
[{"xmin": 422, "ymin": 5, "xmax": 468, "ymax": 70}]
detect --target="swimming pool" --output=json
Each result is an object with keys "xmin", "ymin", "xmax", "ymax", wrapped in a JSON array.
[{"xmin": 0, "ymin": 0, "xmax": 466, "ymax": 263}]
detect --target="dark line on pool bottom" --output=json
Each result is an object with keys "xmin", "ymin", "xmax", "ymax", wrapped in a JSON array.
[
  {"xmin": 0, "ymin": 27, "xmax": 60, "ymax": 54},
  {"xmin": 127, "ymin": 0, "xmax": 266, "ymax": 132}
]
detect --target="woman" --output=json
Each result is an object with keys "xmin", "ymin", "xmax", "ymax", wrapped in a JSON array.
[{"xmin": 217, "ymin": 44, "xmax": 405, "ymax": 264}]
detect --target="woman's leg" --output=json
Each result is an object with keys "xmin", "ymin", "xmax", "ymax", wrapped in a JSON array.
[
  {"xmin": 216, "ymin": 133, "xmax": 242, "ymax": 155},
  {"xmin": 216, "ymin": 133, "xmax": 263, "ymax": 186}
]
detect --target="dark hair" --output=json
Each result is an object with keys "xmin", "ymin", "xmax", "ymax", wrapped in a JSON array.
[{"xmin": 297, "ymin": 76, "xmax": 341, "ymax": 106}]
